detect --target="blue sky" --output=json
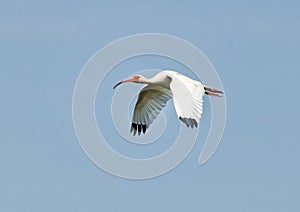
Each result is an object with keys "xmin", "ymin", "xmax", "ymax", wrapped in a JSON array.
[{"xmin": 1, "ymin": 0, "xmax": 300, "ymax": 211}]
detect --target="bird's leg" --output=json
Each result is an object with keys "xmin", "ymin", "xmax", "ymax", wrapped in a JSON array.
[
  {"xmin": 204, "ymin": 87, "xmax": 223, "ymax": 97},
  {"xmin": 204, "ymin": 87, "xmax": 223, "ymax": 94},
  {"xmin": 205, "ymin": 91, "xmax": 221, "ymax": 97}
]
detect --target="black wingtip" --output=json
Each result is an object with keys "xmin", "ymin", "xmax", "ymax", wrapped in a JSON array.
[
  {"xmin": 142, "ymin": 125, "xmax": 146, "ymax": 134},
  {"xmin": 179, "ymin": 117, "xmax": 198, "ymax": 128},
  {"xmin": 131, "ymin": 123, "xmax": 137, "ymax": 131},
  {"xmin": 130, "ymin": 123, "xmax": 147, "ymax": 136}
]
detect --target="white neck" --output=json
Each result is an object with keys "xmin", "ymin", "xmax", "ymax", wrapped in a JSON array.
[
  {"xmin": 139, "ymin": 76, "xmax": 153, "ymax": 84},
  {"xmin": 139, "ymin": 74, "xmax": 171, "ymax": 88}
]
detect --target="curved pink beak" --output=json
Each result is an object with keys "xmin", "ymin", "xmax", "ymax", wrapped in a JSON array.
[
  {"xmin": 113, "ymin": 76, "xmax": 137, "ymax": 89},
  {"xmin": 113, "ymin": 81, "xmax": 123, "ymax": 89}
]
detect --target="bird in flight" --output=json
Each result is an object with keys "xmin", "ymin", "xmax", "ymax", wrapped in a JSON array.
[{"xmin": 113, "ymin": 70, "xmax": 223, "ymax": 136}]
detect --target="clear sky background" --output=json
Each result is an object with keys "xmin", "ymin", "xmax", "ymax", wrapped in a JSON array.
[{"xmin": 1, "ymin": 0, "xmax": 300, "ymax": 211}]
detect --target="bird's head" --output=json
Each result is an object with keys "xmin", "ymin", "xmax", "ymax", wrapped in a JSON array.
[{"xmin": 113, "ymin": 75, "xmax": 145, "ymax": 89}]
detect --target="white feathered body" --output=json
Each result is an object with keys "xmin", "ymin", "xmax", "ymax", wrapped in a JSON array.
[{"xmin": 130, "ymin": 70, "xmax": 205, "ymax": 135}]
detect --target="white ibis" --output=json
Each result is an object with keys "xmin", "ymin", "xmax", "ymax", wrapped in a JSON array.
[{"xmin": 113, "ymin": 70, "xmax": 223, "ymax": 136}]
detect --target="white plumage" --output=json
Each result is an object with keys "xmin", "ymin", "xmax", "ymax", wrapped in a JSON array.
[{"xmin": 113, "ymin": 70, "xmax": 223, "ymax": 135}]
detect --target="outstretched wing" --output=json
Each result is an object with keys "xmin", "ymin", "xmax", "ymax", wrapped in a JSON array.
[
  {"xmin": 131, "ymin": 84, "xmax": 172, "ymax": 135},
  {"xmin": 165, "ymin": 71, "xmax": 205, "ymax": 128}
]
